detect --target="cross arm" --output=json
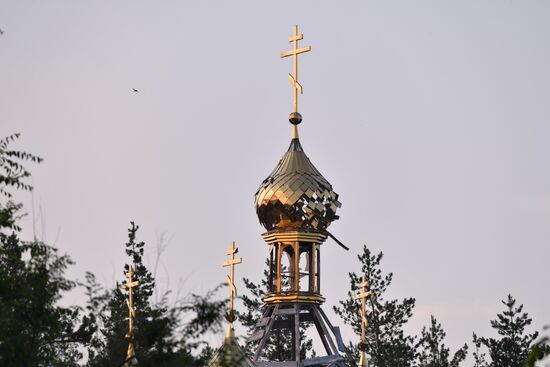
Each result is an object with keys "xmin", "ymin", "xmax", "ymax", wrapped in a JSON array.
[
  {"xmin": 355, "ymin": 291, "xmax": 373, "ymax": 300},
  {"xmin": 280, "ymin": 46, "xmax": 311, "ymax": 58},
  {"xmin": 120, "ymin": 280, "xmax": 140, "ymax": 289},
  {"xmin": 223, "ymin": 257, "xmax": 243, "ymax": 267}
]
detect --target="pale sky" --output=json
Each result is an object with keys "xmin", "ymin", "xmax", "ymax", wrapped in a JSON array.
[{"xmin": 1, "ymin": 0, "xmax": 549, "ymax": 360}]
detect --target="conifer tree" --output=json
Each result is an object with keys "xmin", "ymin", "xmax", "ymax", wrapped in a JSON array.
[
  {"xmin": 333, "ymin": 245, "xmax": 416, "ymax": 367},
  {"xmin": 473, "ymin": 294, "xmax": 542, "ymax": 367},
  {"xmin": 416, "ymin": 315, "xmax": 468, "ymax": 367}
]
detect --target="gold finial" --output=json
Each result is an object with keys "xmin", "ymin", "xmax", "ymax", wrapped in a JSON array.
[
  {"xmin": 281, "ymin": 24, "xmax": 311, "ymax": 139},
  {"xmin": 355, "ymin": 276, "xmax": 373, "ymax": 367},
  {"xmin": 222, "ymin": 241, "xmax": 242, "ymax": 340},
  {"xmin": 120, "ymin": 265, "xmax": 140, "ymax": 367}
]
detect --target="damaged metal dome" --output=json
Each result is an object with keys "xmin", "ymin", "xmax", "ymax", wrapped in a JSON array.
[{"xmin": 255, "ymin": 137, "xmax": 341, "ymax": 231}]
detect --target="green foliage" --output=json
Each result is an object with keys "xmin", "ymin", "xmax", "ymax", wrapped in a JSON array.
[
  {"xmin": 334, "ymin": 245, "xmax": 417, "ymax": 367},
  {"xmin": 239, "ymin": 261, "xmax": 313, "ymax": 361},
  {"xmin": 523, "ymin": 327, "xmax": 550, "ymax": 367},
  {"xmin": 0, "ymin": 133, "xmax": 95, "ymax": 366},
  {"xmin": 0, "ymin": 133, "xmax": 42, "ymax": 198},
  {"xmin": 86, "ymin": 222, "xmax": 227, "ymax": 367},
  {"xmin": 416, "ymin": 315, "xmax": 468, "ymax": 367},
  {"xmin": 473, "ymin": 294, "xmax": 541, "ymax": 367},
  {"xmin": 472, "ymin": 333, "xmax": 489, "ymax": 367}
]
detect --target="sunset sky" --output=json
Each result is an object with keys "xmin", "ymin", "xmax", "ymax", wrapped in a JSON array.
[{"xmin": 1, "ymin": 0, "xmax": 549, "ymax": 357}]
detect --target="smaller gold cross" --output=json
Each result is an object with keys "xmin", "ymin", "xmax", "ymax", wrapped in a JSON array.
[
  {"xmin": 281, "ymin": 25, "xmax": 311, "ymax": 114},
  {"xmin": 222, "ymin": 241, "xmax": 242, "ymax": 339},
  {"xmin": 120, "ymin": 265, "xmax": 139, "ymax": 367},
  {"xmin": 355, "ymin": 276, "xmax": 373, "ymax": 367}
]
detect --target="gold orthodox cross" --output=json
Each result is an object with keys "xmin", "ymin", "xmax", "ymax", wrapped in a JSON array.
[
  {"xmin": 222, "ymin": 241, "xmax": 242, "ymax": 338},
  {"xmin": 280, "ymin": 25, "xmax": 311, "ymax": 114},
  {"xmin": 355, "ymin": 276, "xmax": 373, "ymax": 366},
  {"xmin": 120, "ymin": 265, "xmax": 139, "ymax": 367}
]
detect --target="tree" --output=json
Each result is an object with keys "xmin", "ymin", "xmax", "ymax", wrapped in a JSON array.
[
  {"xmin": 472, "ymin": 333, "xmax": 489, "ymax": 367},
  {"xmin": 239, "ymin": 261, "xmax": 314, "ymax": 361},
  {"xmin": 0, "ymin": 133, "xmax": 42, "ymax": 199},
  {"xmin": 0, "ymin": 133, "xmax": 95, "ymax": 366},
  {"xmin": 86, "ymin": 222, "xmax": 227, "ymax": 367},
  {"xmin": 333, "ymin": 246, "xmax": 416, "ymax": 367},
  {"xmin": 416, "ymin": 315, "xmax": 468, "ymax": 367},
  {"xmin": 473, "ymin": 294, "xmax": 541, "ymax": 367},
  {"xmin": 523, "ymin": 326, "xmax": 550, "ymax": 367}
]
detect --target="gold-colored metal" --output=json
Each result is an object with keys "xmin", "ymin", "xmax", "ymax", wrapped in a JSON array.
[
  {"xmin": 120, "ymin": 265, "xmax": 140, "ymax": 367},
  {"xmin": 281, "ymin": 25, "xmax": 311, "ymax": 115},
  {"xmin": 255, "ymin": 138, "xmax": 341, "ymax": 230},
  {"xmin": 249, "ymin": 28, "xmax": 348, "ymax": 365},
  {"xmin": 263, "ymin": 292, "xmax": 325, "ymax": 305},
  {"xmin": 355, "ymin": 276, "xmax": 373, "ymax": 367},
  {"xmin": 261, "ymin": 229, "xmax": 327, "ymax": 245},
  {"xmin": 222, "ymin": 241, "xmax": 242, "ymax": 340}
]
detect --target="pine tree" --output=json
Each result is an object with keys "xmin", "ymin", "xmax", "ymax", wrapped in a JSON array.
[
  {"xmin": 473, "ymin": 294, "xmax": 540, "ymax": 367},
  {"xmin": 333, "ymin": 245, "xmax": 416, "ymax": 367},
  {"xmin": 472, "ymin": 333, "xmax": 489, "ymax": 367},
  {"xmin": 416, "ymin": 315, "xmax": 468, "ymax": 367}
]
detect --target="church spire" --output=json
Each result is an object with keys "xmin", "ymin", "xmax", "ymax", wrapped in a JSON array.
[{"xmin": 248, "ymin": 25, "xmax": 348, "ymax": 366}]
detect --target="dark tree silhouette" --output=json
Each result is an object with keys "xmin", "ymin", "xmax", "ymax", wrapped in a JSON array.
[
  {"xmin": 416, "ymin": 315, "xmax": 468, "ymax": 367},
  {"xmin": 86, "ymin": 222, "xmax": 227, "ymax": 367},
  {"xmin": 473, "ymin": 294, "xmax": 545, "ymax": 367},
  {"xmin": 0, "ymin": 133, "xmax": 95, "ymax": 366},
  {"xmin": 334, "ymin": 246, "xmax": 416, "ymax": 367}
]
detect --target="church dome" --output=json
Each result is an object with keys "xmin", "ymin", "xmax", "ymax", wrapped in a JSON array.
[{"xmin": 254, "ymin": 137, "xmax": 341, "ymax": 231}]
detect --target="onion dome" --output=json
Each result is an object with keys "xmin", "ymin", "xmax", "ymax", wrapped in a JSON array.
[{"xmin": 255, "ymin": 127, "xmax": 341, "ymax": 231}]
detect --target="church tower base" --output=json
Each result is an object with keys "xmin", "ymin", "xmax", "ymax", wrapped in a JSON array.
[{"xmin": 248, "ymin": 302, "xmax": 347, "ymax": 367}]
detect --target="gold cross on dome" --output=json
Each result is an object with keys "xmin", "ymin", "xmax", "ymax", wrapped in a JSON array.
[
  {"xmin": 280, "ymin": 25, "xmax": 311, "ymax": 113},
  {"xmin": 222, "ymin": 241, "xmax": 242, "ymax": 336}
]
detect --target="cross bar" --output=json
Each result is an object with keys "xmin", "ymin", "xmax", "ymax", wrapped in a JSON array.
[
  {"xmin": 223, "ymin": 257, "xmax": 243, "ymax": 267},
  {"xmin": 280, "ymin": 46, "xmax": 311, "ymax": 58},
  {"xmin": 226, "ymin": 243, "xmax": 239, "ymax": 255},
  {"xmin": 288, "ymin": 34, "xmax": 303, "ymax": 42},
  {"xmin": 355, "ymin": 290, "xmax": 373, "ymax": 300},
  {"xmin": 120, "ymin": 280, "xmax": 140, "ymax": 289}
]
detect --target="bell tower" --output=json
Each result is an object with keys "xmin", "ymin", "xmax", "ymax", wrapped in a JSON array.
[{"xmin": 248, "ymin": 25, "xmax": 347, "ymax": 367}]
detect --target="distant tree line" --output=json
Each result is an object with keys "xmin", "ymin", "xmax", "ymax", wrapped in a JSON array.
[{"xmin": 1, "ymin": 133, "xmax": 549, "ymax": 367}]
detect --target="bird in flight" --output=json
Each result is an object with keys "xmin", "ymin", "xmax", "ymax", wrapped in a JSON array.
[
  {"xmin": 132, "ymin": 88, "xmax": 139, "ymax": 93},
  {"xmin": 0, "ymin": 29, "xmax": 4, "ymax": 35}
]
